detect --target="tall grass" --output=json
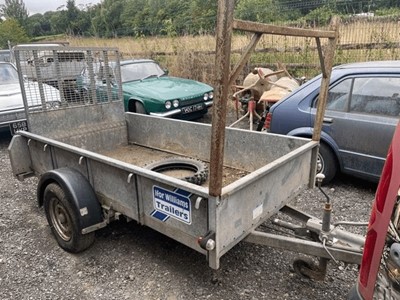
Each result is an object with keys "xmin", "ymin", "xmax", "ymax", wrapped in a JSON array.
[{"xmin": 66, "ymin": 18, "xmax": 400, "ymax": 83}]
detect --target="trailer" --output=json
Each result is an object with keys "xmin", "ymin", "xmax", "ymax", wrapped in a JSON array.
[{"xmin": 7, "ymin": 7, "xmax": 366, "ymax": 280}]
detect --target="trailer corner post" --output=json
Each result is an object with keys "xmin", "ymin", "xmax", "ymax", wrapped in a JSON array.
[{"xmin": 209, "ymin": 0, "xmax": 235, "ymax": 198}]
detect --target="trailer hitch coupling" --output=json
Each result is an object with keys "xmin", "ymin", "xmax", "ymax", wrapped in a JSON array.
[{"xmin": 198, "ymin": 231, "xmax": 216, "ymax": 251}]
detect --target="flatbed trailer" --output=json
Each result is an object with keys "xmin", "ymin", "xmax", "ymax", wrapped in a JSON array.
[
  {"xmin": 8, "ymin": 10, "xmax": 366, "ymax": 279},
  {"xmin": 9, "ymin": 94, "xmax": 319, "ymax": 269}
]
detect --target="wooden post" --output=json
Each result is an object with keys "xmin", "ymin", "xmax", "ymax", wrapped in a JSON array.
[
  {"xmin": 309, "ymin": 16, "xmax": 340, "ymax": 188},
  {"xmin": 312, "ymin": 16, "xmax": 340, "ymax": 142},
  {"xmin": 209, "ymin": 0, "xmax": 235, "ymax": 197}
]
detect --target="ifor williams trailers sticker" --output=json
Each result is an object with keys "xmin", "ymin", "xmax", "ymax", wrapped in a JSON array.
[{"xmin": 151, "ymin": 186, "xmax": 192, "ymax": 225}]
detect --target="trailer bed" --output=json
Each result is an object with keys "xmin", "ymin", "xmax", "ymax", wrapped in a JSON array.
[{"xmin": 101, "ymin": 144, "xmax": 249, "ymax": 187}]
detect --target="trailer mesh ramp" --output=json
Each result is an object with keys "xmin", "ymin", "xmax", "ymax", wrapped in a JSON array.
[{"xmin": 13, "ymin": 46, "xmax": 126, "ymax": 151}]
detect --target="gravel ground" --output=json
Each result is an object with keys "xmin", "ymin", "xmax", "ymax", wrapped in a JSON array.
[{"xmin": 0, "ymin": 112, "xmax": 378, "ymax": 300}]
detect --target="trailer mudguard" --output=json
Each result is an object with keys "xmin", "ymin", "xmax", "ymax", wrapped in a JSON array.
[{"xmin": 37, "ymin": 167, "xmax": 103, "ymax": 231}]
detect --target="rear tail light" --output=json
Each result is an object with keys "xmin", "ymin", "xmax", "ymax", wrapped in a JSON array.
[{"xmin": 264, "ymin": 112, "xmax": 272, "ymax": 130}]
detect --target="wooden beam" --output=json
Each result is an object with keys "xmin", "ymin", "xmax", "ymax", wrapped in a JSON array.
[
  {"xmin": 233, "ymin": 19, "xmax": 337, "ymax": 39},
  {"xmin": 229, "ymin": 33, "xmax": 262, "ymax": 87}
]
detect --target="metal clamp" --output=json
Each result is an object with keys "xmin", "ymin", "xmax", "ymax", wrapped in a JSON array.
[{"xmin": 195, "ymin": 197, "xmax": 203, "ymax": 209}]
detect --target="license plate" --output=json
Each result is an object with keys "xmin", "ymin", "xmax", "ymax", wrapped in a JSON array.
[
  {"xmin": 181, "ymin": 103, "xmax": 204, "ymax": 114},
  {"xmin": 9, "ymin": 120, "xmax": 29, "ymax": 135}
]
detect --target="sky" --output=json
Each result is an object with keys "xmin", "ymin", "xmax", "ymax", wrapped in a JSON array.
[{"xmin": 0, "ymin": 0, "xmax": 102, "ymax": 15}]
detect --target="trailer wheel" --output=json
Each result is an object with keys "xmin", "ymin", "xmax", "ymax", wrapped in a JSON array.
[
  {"xmin": 81, "ymin": 88, "xmax": 92, "ymax": 105},
  {"xmin": 293, "ymin": 258, "xmax": 325, "ymax": 281},
  {"xmin": 145, "ymin": 157, "xmax": 208, "ymax": 185},
  {"xmin": 43, "ymin": 183, "xmax": 95, "ymax": 253}
]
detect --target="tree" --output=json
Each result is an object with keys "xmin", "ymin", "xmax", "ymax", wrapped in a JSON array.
[
  {"xmin": 235, "ymin": 0, "xmax": 282, "ymax": 23},
  {"xmin": 0, "ymin": 0, "xmax": 28, "ymax": 27},
  {"xmin": 25, "ymin": 13, "xmax": 53, "ymax": 37},
  {"xmin": 0, "ymin": 18, "xmax": 29, "ymax": 48},
  {"xmin": 189, "ymin": 0, "xmax": 218, "ymax": 34}
]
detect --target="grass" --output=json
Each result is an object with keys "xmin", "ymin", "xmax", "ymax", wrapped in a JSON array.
[{"xmin": 62, "ymin": 19, "xmax": 400, "ymax": 83}]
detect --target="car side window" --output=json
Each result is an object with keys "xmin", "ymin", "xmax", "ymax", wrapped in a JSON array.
[
  {"xmin": 350, "ymin": 77, "xmax": 400, "ymax": 117},
  {"xmin": 325, "ymin": 78, "xmax": 353, "ymax": 111}
]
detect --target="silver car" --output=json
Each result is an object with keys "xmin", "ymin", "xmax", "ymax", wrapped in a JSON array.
[{"xmin": 0, "ymin": 62, "xmax": 61, "ymax": 134}]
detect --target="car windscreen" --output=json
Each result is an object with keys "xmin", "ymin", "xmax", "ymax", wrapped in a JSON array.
[
  {"xmin": 0, "ymin": 63, "xmax": 19, "ymax": 85},
  {"xmin": 120, "ymin": 61, "xmax": 165, "ymax": 82}
]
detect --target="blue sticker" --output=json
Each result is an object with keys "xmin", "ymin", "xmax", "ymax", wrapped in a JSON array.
[{"xmin": 152, "ymin": 186, "xmax": 192, "ymax": 224}]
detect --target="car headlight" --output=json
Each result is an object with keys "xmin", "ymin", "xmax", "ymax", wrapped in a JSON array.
[
  {"xmin": 46, "ymin": 101, "xmax": 60, "ymax": 110},
  {"xmin": 203, "ymin": 93, "xmax": 209, "ymax": 101},
  {"xmin": 209, "ymin": 92, "xmax": 214, "ymax": 99},
  {"xmin": 165, "ymin": 101, "xmax": 172, "ymax": 109},
  {"xmin": 172, "ymin": 99, "xmax": 179, "ymax": 108}
]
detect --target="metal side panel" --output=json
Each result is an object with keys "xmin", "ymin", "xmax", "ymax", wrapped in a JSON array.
[
  {"xmin": 126, "ymin": 113, "xmax": 310, "ymax": 173},
  {"xmin": 89, "ymin": 160, "xmax": 139, "ymax": 221},
  {"xmin": 126, "ymin": 112, "xmax": 212, "ymax": 162},
  {"xmin": 51, "ymin": 147, "xmax": 89, "ymax": 178},
  {"xmin": 214, "ymin": 141, "xmax": 315, "ymax": 260},
  {"xmin": 8, "ymin": 135, "xmax": 32, "ymax": 178},
  {"xmin": 138, "ymin": 175, "xmax": 209, "ymax": 255},
  {"xmin": 26, "ymin": 138, "xmax": 55, "ymax": 176}
]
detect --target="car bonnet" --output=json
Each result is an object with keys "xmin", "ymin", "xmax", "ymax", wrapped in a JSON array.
[{"xmin": 122, "ymin": 76, "xmax": 212, "ymax": 101}]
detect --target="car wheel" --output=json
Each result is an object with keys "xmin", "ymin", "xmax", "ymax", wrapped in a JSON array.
[
  {"xmin": 145, "ymin": 157, "xmax": 208, "ymax": 185},
  {"xmin": 316, "ymin": 143, "xmax": 337, "ymax": 185},
  {"xmin": 43, "ymin": 183, "xmax": 95, "ymax": 253},
  {"xmin": 134, "ymin": 102, "xmax": 146, "ymax": 114},
  {"xmin": 82, "ymin": 89, "xmax": 92, "ymax": 105}
]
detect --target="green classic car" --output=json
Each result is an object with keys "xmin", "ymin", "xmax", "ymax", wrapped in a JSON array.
[{"xmin": 76, "ymin": 59, "xmax": 213, "ymax": 120}]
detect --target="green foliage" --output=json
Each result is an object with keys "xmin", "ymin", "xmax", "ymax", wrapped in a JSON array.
[
  {"xmin": 234, "ymin": 0, "xmax": 301, "ymax": 23},
  {"xmin": 18, "ymin": 0, "xmax": 400, "ymax": 38},
  {"xmin": 0, "ymin": 0, "xmax": 28, "ymax": 27},
  {"xmin": 0, "ymin": 18, "xmax": 29, "ymax": 48},
  {"xmin": 301, "ymin": 5, "xmax": 337, "ymax": 26},
  {"xmin": 375, "ymin": 7, "xmax": 400, "ymax": 16}
]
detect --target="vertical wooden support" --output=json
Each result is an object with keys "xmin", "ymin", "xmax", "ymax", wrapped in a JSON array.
[
  {"xmin": 312, "ymin": 16, "xmax": 339, "ymax": 142},
  {"xmin": 309, "ymin": 16, "xmax": 340, "ymax": 188},
  {"xmin": 209, "ymin": 0, "xmax": 235, "ymax": 197}
]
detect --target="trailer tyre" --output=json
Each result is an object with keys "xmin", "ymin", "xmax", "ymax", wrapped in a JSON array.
[
  {"xmin": 145, "ymin": 157, "xmax": 208, "ymax": 185},
  {"xmin": 44, "ymin": 183, "xmax": 95, "ymax": 253},
  {"xmin": 293, "ymin": 257, "xmax": 325, "ymax": 281}
]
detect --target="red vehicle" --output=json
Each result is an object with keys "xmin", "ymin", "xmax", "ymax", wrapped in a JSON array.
[{"xmin": 349, "ymin": 121, "xmax": 400, "ymax": 299}]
